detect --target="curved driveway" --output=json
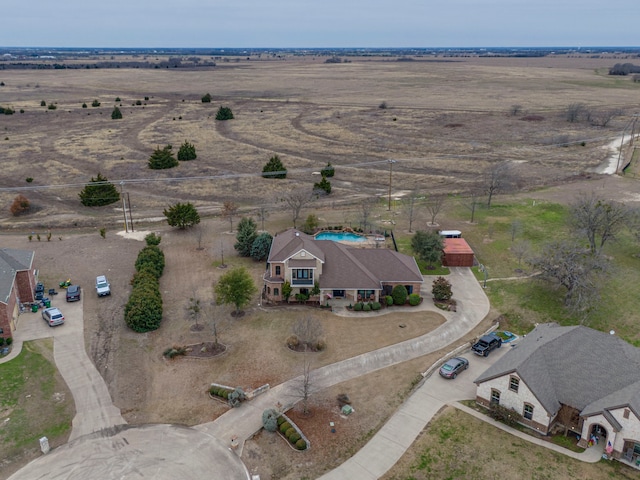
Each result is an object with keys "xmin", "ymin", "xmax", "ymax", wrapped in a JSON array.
[{"xmin": 5, "ymin": 267, "xmax": 487, "ymax": 479}]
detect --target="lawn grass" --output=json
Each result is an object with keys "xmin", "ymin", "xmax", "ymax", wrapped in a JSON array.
[
  {"xmin": 382, "ymin": 407, "xmax": 638, "ymax": 480},
  {"xmin": 0, "ymin": 340, "xmax": 73, "ymax": 458}
]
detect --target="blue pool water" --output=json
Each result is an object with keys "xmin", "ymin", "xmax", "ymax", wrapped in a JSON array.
[{"xmin": 315, "ymin": 231, "xmax": 366, "ymax": 242}]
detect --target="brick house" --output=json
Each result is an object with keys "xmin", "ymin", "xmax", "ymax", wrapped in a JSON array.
[
  {"xmin": 0, "ymin": 248, "xmax": 36, "ymax": 339},
  {"xmin": 263, "ymin": 229, "xmax": 423, "ymax": 303},
  {"xmin": 474, "ymin": 323, "xmax": 640, "ymax": 466}
]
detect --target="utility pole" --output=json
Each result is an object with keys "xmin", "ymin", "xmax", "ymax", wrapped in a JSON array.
[
  {"xmin": 126, "ymin": 192, "xmax": 134, "ymax": 232},
  {"xmin": 119, "ymin": 182, "xmax": 129, "ymax": 233},
  {"xmin": 387, "ymin": 159, "xmax": 396, "ymax": 211}
]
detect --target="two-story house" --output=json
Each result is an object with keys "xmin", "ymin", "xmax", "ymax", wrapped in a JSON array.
[{"xmin": 263, "ymin": 229, "xmax": 423, "ymax": 303}]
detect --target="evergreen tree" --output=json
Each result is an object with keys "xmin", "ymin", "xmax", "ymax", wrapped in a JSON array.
[
  {"xmin": 201, "ymin": 93, "xmax": 212, "ymax": 103},
  {"xmin": 111, "ymin": 106, "xmax": 123, "ymax": 119},
  {"xmin": 321, "ymin": 162, "xmax": 335, "ymax": 177},
  {"xmin": 313, "ymin": 175, "xmax": 332, "ymax": 195},
  {"xmin": 234, "ymin": 217, "xmax": 258, "ymax": 257},
  {"xmin": 250, "ymin": 232, "xmax": 273, "ymax": 261},
  {"xmin": 216, "ymin": 106, "xmax": 234, "ymax": 120},
  {"xmin": 177, "ymin": 140, "xmax": 197, "ymax": 161},
  {"xmin": 148, "ymin": 145, "xmax": 179, "ymax": 169},
  {"xmin": 163, "ymin": 202, "xmax": 201, "ymax": 229},
  {"xmin": 79, "ymin": 173, "xmax": 120, "ymax": 207},
  {"xmin": 262, "ymin": 155, "xmax": 287, "ymax": 178},
  {"xmin": 411, "ymin": 230, "xmax": 444, "ymax": 269}
]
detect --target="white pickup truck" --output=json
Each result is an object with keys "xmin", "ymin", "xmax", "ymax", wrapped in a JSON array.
[{"xmin": 95, "ymin": 275, "xmax": 111, "ymax": 296}]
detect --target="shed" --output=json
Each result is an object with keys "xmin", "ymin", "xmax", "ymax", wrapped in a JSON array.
[{"xmin": 442, "ymin": 238, "xmax": 474, "ymax": 267}]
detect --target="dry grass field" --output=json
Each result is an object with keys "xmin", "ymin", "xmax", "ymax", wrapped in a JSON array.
[{"xmin": 1, "ymin": 54, "xmax": 640, "ymax": 479}]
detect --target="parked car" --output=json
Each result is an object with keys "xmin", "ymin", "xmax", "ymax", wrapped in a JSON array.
[
  {"xmin": 472, "ymin": 333, "xmax": 502, "ymax": 357},
  {"xmin": 66, "ymin": 285, "xmax": 81, "ymax": 302},
  {"xmin": 42, "ymin": 307, "xmax": 65, "ymax": 327},
  {"xmin": 95, "ymin": 275, "xmax": 111, "ymax": 296},
  {"xmin": 439, "ymin": 357, "xmax": 469, "ymax": 379}
]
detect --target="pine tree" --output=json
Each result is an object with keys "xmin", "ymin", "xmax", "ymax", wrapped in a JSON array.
[
  {"xmin": 262, "ymin": 155, "xmax": 287, "ymax": 179},
  {"xmin": 234, "ymin": 217, "xmax": 258, "ymax": 257},
  {"xmin": 111, "ymin": 106, "xmax": 123, "ymax": 119},
  {"xmin": 148, "ymin": 145, "xmax": 179, "ymax": 169},
  {"xmin": 177, "ymin": 140, "xmax": 197, "ymax": 161},
  {"xmin": 79, "ymin": 173, "xmax": 120, "ymax": 207}
]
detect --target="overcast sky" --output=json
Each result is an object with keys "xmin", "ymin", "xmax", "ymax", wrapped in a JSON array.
[{"xmin": 3, "ymin": 1, "xmax": 638, "ymax": 48}]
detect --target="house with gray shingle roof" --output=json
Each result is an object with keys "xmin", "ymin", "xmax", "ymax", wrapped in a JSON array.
[
  {"xmin": 0, "ymin": 248, "xmax": 36, "ymax": 339},
  {"xmin": 263, "ymin": 229, "xmax": 423, "ymax": 304},
  {"xmin": 474, "ymin": 323, "xmax": 640, "ymax": 465}
]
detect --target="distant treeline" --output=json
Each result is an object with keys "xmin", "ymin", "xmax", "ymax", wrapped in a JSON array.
[
  {"xmin": 609, "ymin": 63, "xmax": 640, "ymax": 75},
  {"xmin": 0, "ymin": 58, "xmax": 217, "ymax": 70}
]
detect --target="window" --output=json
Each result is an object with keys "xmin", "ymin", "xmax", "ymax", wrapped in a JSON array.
[
  {"xmin": 292, "ymin": 269, "xmax": 313, "ymax": 285},
  {"xmin": 523, "ymin": 404, "xmax": 534, "ymax": 420},
  {"xmin": 275, "ymin": 265, "xmax": 281, "ymax": 276},
  {"xmin": 267, "ymin": 287, "xmax": 271, "ymax": 294},
  {"xmin": 624, "ymin": 409, "xmax": 630, "ymax": 419},
  {"xmin": 357, "ymin": 290, "xmax": 375, "ymax": 299},
  {"xmin": 274, "ymin": 288, "xmax": 279, "ymax": 296},
  {"xmin": 490, "ymin": 389, "xmax": 500, "ymax": 405},
  {"xmin": 509, "ymin": 377, "xmax": 519, "ymax": 393}
]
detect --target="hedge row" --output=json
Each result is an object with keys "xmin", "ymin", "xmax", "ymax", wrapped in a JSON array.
[
  {"xmin": 125, "ymin": 241, "xmax": 165, "ymax": 332},
  {"xmin": 275, "ymin": 414, "xmax": 308, "ymax": 450},
  {"xmin": 209, "ymin": 385, "xmax": 234, "ymax": 399}
]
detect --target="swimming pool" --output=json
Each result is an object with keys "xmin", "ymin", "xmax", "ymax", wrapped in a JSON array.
[{"xmin": 315, "ymin": 231, "xmax": 366, "ymax": 242}]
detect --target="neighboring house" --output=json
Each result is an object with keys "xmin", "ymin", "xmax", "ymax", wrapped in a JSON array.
[
  {"xmin": 474, "ymin": 323, "xmax": 640, "ymax": 466},
  {"xmin": 0, "ymin": 248, "xmax": 36, "ymax": 339},
  {"xmin": 263, "ymin": 229, "xmax": 423, "ymax": 303}
]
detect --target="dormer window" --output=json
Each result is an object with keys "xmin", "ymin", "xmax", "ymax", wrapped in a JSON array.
[{"xmin": 301, "ymin": 251, "xmax": 306, "ymax": 257}]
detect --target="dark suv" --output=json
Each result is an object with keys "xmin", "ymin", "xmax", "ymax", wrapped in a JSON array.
[{"xmin": 472, "ymin": 333, "xmax": 502, "ymax": 357}]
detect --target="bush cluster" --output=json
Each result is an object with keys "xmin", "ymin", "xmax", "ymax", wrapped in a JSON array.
[
  {"xmin": 352, "ymin": 301, "xmax": 382, "ymax": 312},
  {"xmin": 10, "ymin": 194, "xmax": 30, "ymax": 216},
  {"xmin": 0, "ymin": 106, "xmax": 15, "ymax": 115},
  {"xmin": 125, "ymin": 243, "xmax": 165, "ymax": 332},
  {"xmin": 209, "ymin": 385, "xmax": 234, "ymax": 399},
  {"xmin": 489, "ymin": 403, "xmax": 523, "ymax": 428}
]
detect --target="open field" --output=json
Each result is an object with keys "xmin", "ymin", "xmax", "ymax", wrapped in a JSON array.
[{"xmin": 2, "ymin": 54, "xmax": 640, "ymax": 479}]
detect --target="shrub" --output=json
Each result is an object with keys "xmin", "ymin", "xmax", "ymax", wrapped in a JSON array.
[
  {"xmin": 362, "ymin": 303, "xmax": 372, "ymax": 311},
  {"xmin": 289, "ymin": 432, "xmax": 301, "ymax": 443},
  {"xmin": 295, "ymin": 439, "xmax": 307, "ymax": 450},
  {"xmin": 135, "ymin": 245, "xmax": 165, "ymax": 278},
  {"xmin": 286, "ymin": 335, "xmax": 299, "ymax": 348},
  {"xmin": 111, "ymin": 106, "xmax": 123, "ymax": 119},
  {"xmin": 222, "ymin": 390, "xmax": 229, "ymax": 399},
  {"xmin": 371, "ymin": 301, "xmax": 381, "ymax": 311},
  {"xmin": 0, "ymin": 338, "xmax": 4, "ymax": 347},
  {"xmin": 285, "ymin": 428, "xmax": 296, "ymax": 439},
  {"xmin": 391, "ymin": 285, "xmax": 408, "ymax": 305},
  {"xmin": 201, "ymin": 93, "xmax": 212, "ymax": 103},
  {"xmin": 47, "ymin": 103, "xmax": 57, "ymax": 110},
  {"xmin": 91, "ymin": 99, "xmax": 101, "ymax": 107},
  {"xmin": 216, "ymin": 106, "xmax": 234, "ymax": 120},
  {"xmin": 40, "ymin": 100, "xmax": 46, "ymax": 106},
  {"xmin": 10, "ymin": 194, "xmax": 30, "ymax": 216},
  {"xmin": 82, "ymin": 103, "xmax": 87, "ymax": 108},
  {"xmin": 136, "ymin": 100, "xmax": 142, "ymax": 105},
  {"xmin": 262, "ymin": 409, "xmax": 279, "ymax": 432},
  {"xmin": 5, "ymin": 337, "xmax": 12, "ymax": 346},
  {"xmin": 144, "ymin": 232, "xmax": 162, "ymax": 246},
  {"xmin": 353, "ymin": 302, "xmax": 363, "ymax": 311},
  {"xmin": 115, "ymin": 97, "xmax": 121, "ymax": 102},
  {"xmin": 321, "ymin": 162, "xmax": 335, "ymax": 177},
  {"xmin": 26, "ymin": 177, "xmax": 33, "ymax": 183},
  {"xmin": 280, "ymin": 422, "xmax": 292, "ymax": 434},
  {"xmin": 489, "ymin": 403, "xmax": 523, "ymax": 428},
  {"xmin": 408, "ymin": 293, "xmax": 421, "ymax": 306},
  {"xmin": 277, "ymin": 416, "xmax": 286, "ymax": 426},
  {"xmin": 385, "ymin": 295, "xmax": 394, "ymax": 306},
  {"xmin": 315, "ymin": 340, "xmax": 326, "ymax": 351},
  {"xmin": 313, "ymin": 175, "xmax": 331, "ymax": 195},
  {"xmin": 432, "ymin": 276, "xmax": 453, "ymax": 301}
]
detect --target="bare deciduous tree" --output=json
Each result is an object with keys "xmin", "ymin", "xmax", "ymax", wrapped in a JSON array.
[
  {"xmin": 463, "ymin": 192, "xmax": 481, "ymax": 223},
  {"xmin": 403, "ymin": 190, "xmax": 422, "ymax": 233},
  {"xmin": 257, "ymin": 204, "xmax": 269, "ymax": 231},
  {"xmin": 426, "ymin": 195, "xmax": 445, "ymax": 226},
  {"xmin": 556, "ymin": 404, "xmax": 581, "ymax": 436},
  {"xmin": 511, "ymin": 240, "xmax": 530, "ymax": 266},
  {"xmin": 510, "ymin": 219, "xmax": 522, "ymax": 242},
  {"xmin": 292, "ymin": 354, "xmax": 314, "ymax": 415},
  {"xmin": 570, "ymin": 193, "xmax": 628, "ymax": 255},
  {"xmin": 484, "ymin": 162, "xmax": 514, "ymax": 209},
  {"xmin": 283, "ymin": 189, "xmax": 313, "ymax": 228},
  {"xmin": 187, "ymin": 295, "xmax": 203, "ymax": 331},
  {"xmin": 359, "ymin": 199, "xmax": 374, "ymax": 232},
  {"xmin": 221, "ymin": 201, "xmax": 238, "ymax": 232},
  {"xmin": 566, "ymin": 103, "xmax": 586, "ymax": 123},
  {"xmin": 528, "ymin": 240, "xmax": 609, "ymax": 323}
]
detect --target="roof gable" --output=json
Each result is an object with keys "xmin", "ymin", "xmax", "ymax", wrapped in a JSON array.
[{"xmin": 0, "ymin": 248, "xmax": 34, "ymax": 303}]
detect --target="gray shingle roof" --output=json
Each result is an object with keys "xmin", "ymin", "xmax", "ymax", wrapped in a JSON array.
[
  {"xmin": 267, "ymin": 229, "xmax": 423, "ymax": 291},
  {"xmin": 0, "ymin": 248, "xmax": 34, "ymax": 303},
  {"xmin": 474, "ymin": 323, "xmax": 640, "ymax": 416}
]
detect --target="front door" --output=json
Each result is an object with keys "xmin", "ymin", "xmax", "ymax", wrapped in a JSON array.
[{"xmin": 332, "ymin": 290, "xmax": 345, "ymax": 298}]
